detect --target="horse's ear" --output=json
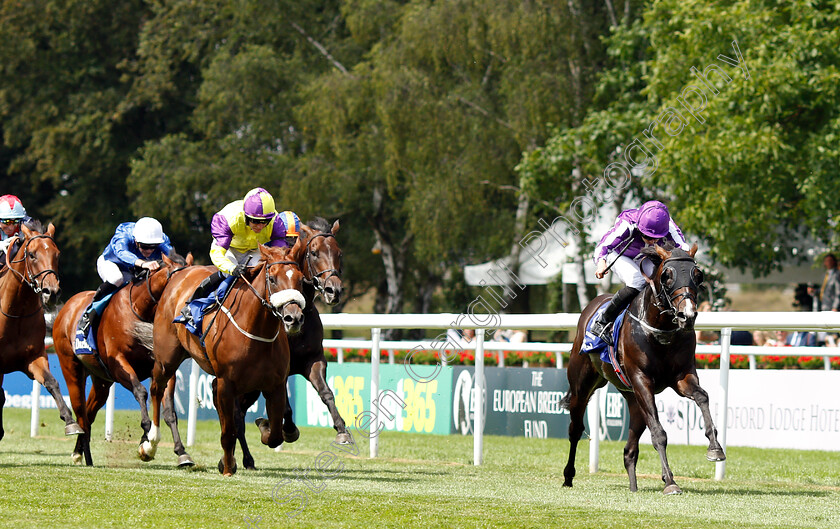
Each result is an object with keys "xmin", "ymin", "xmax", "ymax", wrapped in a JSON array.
[
  {"xmin": 21, "ymin": 224, "xmax": 33, "ymax": 237},
  {"xmin": 290, "ymin": 236, "xmax": 305, "ymax": 261},
  {"xmin": 162, "ymin": 253, "xmax": 173, "ymax": 266},
  {"xmin": 689, "ymin": 243, "xmax": 698, "ymax": 258},
  {"xmin": 300, "ymin": 224, "xmax": 314, "ymax": 241},
  {"xmin": 47, "ymin": 223, "xmax": 56, "ymax": 237},
  {"xmin": 655, "ymin": 245, "xmax": 670, "ymax": 261},
  {"xmin": 259, "ymin": 243, "xmax": 271, "ymax": 259},
  {"xmin": 186, "ymin": 252, "xmax": 194, "ymax": 266},
  {"xmin": 331, "ymin": 219, "xmax": 340, "ymax": 235}
]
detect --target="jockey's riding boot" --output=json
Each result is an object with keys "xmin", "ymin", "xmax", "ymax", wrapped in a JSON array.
[
  {"xmin": 79, "ymin": 282, "xmax": 119, "ymax": 335},
  {"xmin": 179, "ymin": 271, "xmax": 226, "ymax": 324},
  {"xmin": 590, "ymin": 286, "xmax": 641, "ymax": 347}
]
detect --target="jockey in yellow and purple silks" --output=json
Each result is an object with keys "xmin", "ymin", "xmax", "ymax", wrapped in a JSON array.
[{"xmin": 180, "ymin": 188, "xmax": 300, "ymax": 320}]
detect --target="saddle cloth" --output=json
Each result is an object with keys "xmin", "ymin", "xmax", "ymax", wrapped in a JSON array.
[
  {"xmin": 73, "ymin": 289, "xmax": 118, "ymax": 380},
  {"xmin": 173, "ymin": 276, "xmax": 235, "ymax": 337}
]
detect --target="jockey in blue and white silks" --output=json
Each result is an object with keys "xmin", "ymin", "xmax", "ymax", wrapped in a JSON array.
[
  {"xmin": 589, "ymin": 201, "xmax": 690, "ymax": 346},
  {"xmin": 79, "ymin": 217, "xmax": 173, "ymax": 334}
]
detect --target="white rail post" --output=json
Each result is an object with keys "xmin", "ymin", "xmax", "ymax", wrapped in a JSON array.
[
  {"xmin": 716, "ymin": 327, "xmax": 732, "ymax": 481},
  {"xmin": 187, "ymin": 360, "xmax": 200, "ymax": 447},
  {"xmin": 588, "ymin": 387, "xmax": 601, "ymax": 473},
  {"xmin": 104, "ymin": 384, "xmax": 116, "ymax": 441},
  {"xmin": 473, "ymin": 328, "xmax": 485, "ymax": 466},
  {"xmin": 498, "ymin": 350, "xmax": 504, "ymax": 367},
  {"xmin": 388, "ymin": 349, "xmax": 395, "ymax": 365},
  {"xmin": 30, "ymin": 380, "xmax": 41, "ymax": 438},
  {"xmin": 370, "ymin": 328, "xmax": 382, "ymax": 458},
  {"xmin": 337, "ymin": 348, "xmax": 344, "ymax": 363}
]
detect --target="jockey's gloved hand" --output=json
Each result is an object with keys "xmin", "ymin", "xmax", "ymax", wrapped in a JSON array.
[{"xmin": 231, "ymin": 263, "xmax": 247, "ymax": 278}]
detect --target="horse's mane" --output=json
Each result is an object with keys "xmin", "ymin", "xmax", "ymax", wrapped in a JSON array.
[
  {"xmin": 306, "ymin": 217, "xmax": 332, "ymax": 234},
  {"xmin": 168, "ymin": 250, "xmax": 187, "ymax": 265},
  {"xmin": 23, "ymin": 218, "xmax": 44, "ymax": 233}
]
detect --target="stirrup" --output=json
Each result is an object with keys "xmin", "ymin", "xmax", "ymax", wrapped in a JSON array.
[
  {"xmin": 591, "ymin": 319, "xmax": 614, "ymax": 347},
  {"xmin": 78, "ymin": 311, "xmax": 93, "ymax": 335},
  {"xmin": 179, "ymin": 305, "xmax": 193, "ymax": 325}
]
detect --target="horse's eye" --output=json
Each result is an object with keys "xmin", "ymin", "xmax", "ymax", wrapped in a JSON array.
[
  {"xmin": 27, "ymin": 251, "xmax": 36, "ymax": 261},
  {"xmin": 311, "ymin": 250, "xmax": 318, "ymax": 258},
  {"xmin": 661, "ymin": 267, "xmax": 675, "ymax": 288}
]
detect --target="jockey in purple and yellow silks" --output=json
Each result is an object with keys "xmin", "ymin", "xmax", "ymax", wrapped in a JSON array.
[
  {"xmin": 180, "ymin": 188, "xmax": 300, "ymax": 321},
  {"xmin": 589, "ymin": 200, "xmax": 690, "ymax": 346}
]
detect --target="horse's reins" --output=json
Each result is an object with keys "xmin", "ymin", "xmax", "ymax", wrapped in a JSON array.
[{"xmin": 1, "ymin": 234, "xmax": 59, "ymax": 319}]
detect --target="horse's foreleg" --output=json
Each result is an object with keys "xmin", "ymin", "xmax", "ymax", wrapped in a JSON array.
[
  {"xmin": 236, "ymin": 392, "xmax": 260, "ymax": 470},
  {"xmin": 622, "ymin": 394, "xmax": 647, "ymax": 492},
  {"xmin": 0, "ymin": 375, "xmax": 5, "ymax": 441},
  {"xmin": 675, "ymin": 374, "xmax": 726, "ymax": 462},
  {"xmin": 27, "ymin": 356, "xmax": 83, "ymax": 436},
  {"xmin": 305, "ymin": 360, "xmax": 347, "ymax": 444},
  {"xmin": 214, "ymin": 377, "xmax": 238, "ymax": 476},
  {"xmin": 632, "ymin": 381, "xmax": 680, "ymax": 495},
  {"xmin": 256, "ymin": 389, "xmax": 286, "ymax": 449},
  {"xmin": 162, "ymin": 375, "xmax": 194, "ymax": 467}
]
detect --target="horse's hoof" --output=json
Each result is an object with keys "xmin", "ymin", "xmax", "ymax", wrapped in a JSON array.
[
  {"xmin": 283, "ymin": 425, "xmax": 300, "ymax": 443},
  {"xmin": 244, "ymin": 460, "xmax": 257, "ymax": 471},
  {"xmin": 706, "ymin": 448, "xmax": 726, "ymax": 462},
  {"xmin": 71, "ymin": 452, "xmax": 83, "ymax": 465},
  {"xmin": 177, "ymin": 454, "xmax": 195, "ymax": 467},
  {"xmin": 334, "ymin": 432, "xmax": 353, "ymax": 445},
  {"xmin": 65, "ymin": 423, "xmax": 84, "ymax": 436},
  {"xmin": 663, "ymin": 484, "xmax": 682, "ymax": 495},
  {"xmin": 218, "ymin": 459, "xmax": 237, "ymax": 475},
  {"xmin": 562, "ymin": 481, "xmax": 573, "ymax": 488},
  {"xmin": 138, "ymin": 445, "xmax": 154, "ymax": 462}
]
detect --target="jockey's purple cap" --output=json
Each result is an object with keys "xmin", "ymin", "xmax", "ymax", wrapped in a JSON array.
[
  {"xmin": 637, "ymin": 200, "xmax": 671, "ymax": 238},
  {"xmin": 242, "ymin": 187, "xmax": 276, "ymax": 219}
]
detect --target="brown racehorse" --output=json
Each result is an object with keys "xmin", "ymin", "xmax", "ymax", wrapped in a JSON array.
[
  {"xmin": 234, "ymin": 218, "xmax": 348, "ymax": 471},
  {"xmin": 52, "ymin": 252, "xmax": 194, "ymax": 466},
  {"xmin": 0, "ymin": 221, "xmax": 82, "ymax": 440},
  {"xmin": 561, "ymin": 243, "xmax": 725, "ymax": 494},
  {"xmin": 142, "ymin": 242, "xmax": 305, "ymax": 475}
]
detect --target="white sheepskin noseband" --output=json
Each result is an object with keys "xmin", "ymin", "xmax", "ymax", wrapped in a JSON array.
[{"xmin": 270, "ymin": 289, "xmax": 306, "ymax": 309}]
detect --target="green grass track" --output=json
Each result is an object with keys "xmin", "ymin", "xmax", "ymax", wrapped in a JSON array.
[{"xmin": 0, "ymin": 408, "xmax": 838, "ymax": 528}]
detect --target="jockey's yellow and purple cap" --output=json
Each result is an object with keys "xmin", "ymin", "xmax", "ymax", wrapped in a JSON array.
[{"xmin": 242, "ymin": 187, "xmax": 277, "ymax": 220}]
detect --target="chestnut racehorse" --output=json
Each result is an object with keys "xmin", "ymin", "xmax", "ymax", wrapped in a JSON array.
[
  {"xmin": 234, "ymin": 218, "xmax": 348, "ymax": 470},
  {"xmin": 0, "ymin": 221, "xmax": 82, "ymax": 441},
  {"xmin": 561, "ymin": 243, "xmax": 725, "ymax": 494},
  {"xmin": 52, "ymin": 252, "xmax": 194, "ymax": 466},
  {"xmin": 143, "ymin": 242, "xmax": 305, "ymax": 475}
]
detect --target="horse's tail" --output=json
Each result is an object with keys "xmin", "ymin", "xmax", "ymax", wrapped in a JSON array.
[
  {"xmin": 131, "ymin": 321, "xmax": 154, "ymax": 352},
  {"xmin": 559, "ymin": 392, "xmax": 572, "ymax": 411}
]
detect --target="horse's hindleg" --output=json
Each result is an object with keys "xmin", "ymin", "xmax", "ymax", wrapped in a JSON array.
[
  {"xmin": 633, "ymin": 382, "xmax": 681, "ymax": 495},
  {"xmin": 58, "ymin": 357, "xmax": 89, "ymax": 463},
  {"xmin": 162, "ymin": 375, "xmax": 194, "ymax": 467},
  {"xmin": 283, "ymin": 385, "xmax": 299, "ymax": 443},
  {"xmin": 111, "ymin": 357, "xmax": 152, "ymax": 450},
  {"xmin": 675, "ymin": 374, "xmax": 726, "ymax": 461},
  {"xmin": 140, "ymin": 361, "xmax": 169, "ymax": 461},
  {"xmin": 28, "ymin": 356, "xmax": 83, "ymax": 435},
  {"xmin": 214, "ymin": 378, "xmax": 238, "ymax": 476},
  {"xmin": 560, "ymin": 353, "xmax": 605, "ymax": 488},
  {"xmin": 80, "ymin": 377, "xmax": 113, "ymax": 466},
  {"xmin": 622, "ymin": 393, "xmax": 648, "ymax": 492},
  {"xmin": 305, "ymin": 360, "xmax": 348, "ymax": 444},
  {"xmin": 0, "ymin": 375, "xmax": 5, "ymax": 441}
]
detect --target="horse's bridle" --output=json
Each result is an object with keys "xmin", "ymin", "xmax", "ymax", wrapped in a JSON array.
[
  {"xmin": 304, "ymin": 232, "xmax": 341, "ymax": 295},
  {"xmin": 238, "ymin": 259, "xmax": 305, "ymax": 320},
  {"xmin": 1, "ymin": 234, "xmax": 59, "ymax": 318},
  {"xmin": 649, "ymin": 256, "xmax": 703, "ymax": 324}
]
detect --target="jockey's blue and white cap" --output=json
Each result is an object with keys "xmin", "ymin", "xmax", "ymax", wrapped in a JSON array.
[{"xmin": 637, "ymin": 201, "xmax": 670, "ymax": 238}]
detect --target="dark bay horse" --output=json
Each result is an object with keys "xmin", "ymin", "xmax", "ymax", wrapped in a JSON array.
[
  {"xmin": 52, "ymin": 252, "xmax": 193, "ymax": 466},
  {"xmin": 561, "ymin": 243, "xmax": 725, "ymax": 494},
  {"xmin": 143, "ymin": 242, "xmax": 305, "ymax": 475},
  {"xmin": 0, "ymin": 222, "xmax": 82, "ymax": 440},
  {"xmin": 234, "ymin": 218, "xmax": 348, "ymax": 470}
]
